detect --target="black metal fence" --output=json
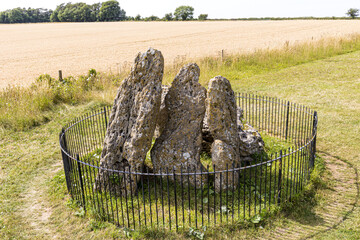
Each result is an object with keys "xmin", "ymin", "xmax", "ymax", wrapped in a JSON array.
[{"xmin": 59, "ymin": 93, "xmax": 318, "ymax": 231}]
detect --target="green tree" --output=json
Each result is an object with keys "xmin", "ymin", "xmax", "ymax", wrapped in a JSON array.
[
  {"xmin": 145, "ymin": 15, "xmax": 159, "ymax": 21},
  {"xmin": 90, "ymin": 3, "xmax": 101, "ymax": 21},
  {"xmin": 198, "ymin": 14, "xmax": 208, "ymax": 20},
  {"xmin": 99, "ymin": 0, "xmax": 126, "ymax": 21},
  {"xmin": 174, "ymin": 6, "xmax": 194, "ymax": 20},
  {"xmin": 135, "ymin": 14, "xmax": 142, "ymax": 21},
  {"xmin": 57, "ymin": 4, "xmax": 75, "ymax": 22},
  {"xmin": 8, "ymin": 8, "xmax": 27, "ymax": 23},
  {"xmin": 346, "ymin": 8, "xmax": 359, "ymax": 19},
  {"xmin": 78, "ymin": 3, "xmax": 91, "ymax": 22},
  {"xmin": 164, "ymin": 13, "xmax": 173, "ymax": 21},
  {"xmin": 50, "ymin": 3, "xmax": 65, "ymax": 22},
  {"xmin": 0, "ymin": 11, "xmax": 10, "ymax": 23}
]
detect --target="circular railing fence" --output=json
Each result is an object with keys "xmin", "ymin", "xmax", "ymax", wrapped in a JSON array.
[{"xmin": 59, "ymin": 92, "xmax": 318, "ymax": 231}]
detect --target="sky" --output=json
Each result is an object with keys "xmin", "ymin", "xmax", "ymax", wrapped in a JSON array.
[{"xmin": 0, "ymin": 0, "xmax": 359, "ymax": 18}]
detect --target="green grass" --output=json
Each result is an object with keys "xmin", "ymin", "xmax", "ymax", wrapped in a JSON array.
[{"xmin": 1, "ymin": 35, "xmax": 360, "ymax": 239}]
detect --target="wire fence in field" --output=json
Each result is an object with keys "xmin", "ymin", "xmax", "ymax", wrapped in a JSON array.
[{"xmin": 59, "ymin": 92, "xmax": 318, "ymax": 231}]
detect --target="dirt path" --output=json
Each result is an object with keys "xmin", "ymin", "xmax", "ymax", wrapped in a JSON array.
[
  {"xmin": 260, "ymin": 152, "xmax": 359, "ymax": 240},
  {"xmin": 18, "ymin": 162, "xmax": 63, "ymax": 239}
]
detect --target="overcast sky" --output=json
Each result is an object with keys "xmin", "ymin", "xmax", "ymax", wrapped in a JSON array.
[{"xmin": 0, "ymin": 0, "xmax": 359, "ymax": 18}]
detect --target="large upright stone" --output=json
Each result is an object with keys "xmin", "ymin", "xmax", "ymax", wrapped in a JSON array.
[
  {"xmin": 205, "ymin": 76, "xmax": 240, "ymax": 190},
  {"xmin": 96, "ymin": 48, "xmax": 164, "ymax": 195},
  {"xmin": 151, "ymin": 63, "xmax": 206, "ymax": 184}
]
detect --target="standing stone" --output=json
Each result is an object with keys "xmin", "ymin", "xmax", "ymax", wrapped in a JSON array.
[
  {"xmin": 205, "ymin": 76, "xmax": 240, "ymax": 191},
  {"xmin": 238, "ymin": 123, "xmax": 265, "ymax": 162},
  {"xmin": 151, "ymin": 63, "xmax": 206, "ymax": 185},
  {"xmin": 96, "ymin": 48, "xmax": 164, "ymax": 195}
]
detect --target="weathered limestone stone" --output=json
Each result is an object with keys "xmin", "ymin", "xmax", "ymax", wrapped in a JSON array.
[
  {"xmin": 238, "ymin": 123, "xmax": 265, "ymax": 161},
  {"xmin": 154, "ymin": 85, "xmax": 169, "ymax": 139},
  {"xmin": 205, "ymin": 76, "xmax": 240, "ymax": 190},
  {"xmin": 151, "ymin": 63, "xmax": 206, "ymax": 184},
  {"xmin": 96, "ymin": 48, "xmax": 164, "ymax": 195},
  {"xmin": 202, "ymin": 104, "xmax": 264, "ymax": 162}
]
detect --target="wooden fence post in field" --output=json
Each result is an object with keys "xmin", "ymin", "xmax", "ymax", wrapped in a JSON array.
[
  {"xmin": 221, "ymin": 49, "xmax": 224, "ymax": 62},
  {"xmin": 59, "ymin": 70, "xmax": 63, "ymax": 81}
]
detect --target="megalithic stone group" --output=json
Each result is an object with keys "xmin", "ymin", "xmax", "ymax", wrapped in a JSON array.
[{"xmin": 96, "ymin": 48, "xmax": 264, "ymax": 195}]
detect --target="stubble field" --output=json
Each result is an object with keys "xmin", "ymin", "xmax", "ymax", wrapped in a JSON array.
[{"xmin": 1, "ymin": 20, "xmax": 360, "ymax": 89}]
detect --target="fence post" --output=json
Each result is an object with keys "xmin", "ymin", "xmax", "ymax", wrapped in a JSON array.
[
  {"xmin": 103, "ymin": 106, "xmax": 108, "ymax": 128},
  {"xmin": 277, "ymin": 150, "xmax": 283, "ymax": 205},
  {"xmin": 285, "ymin": 101, "xmax": 290, "ymax": 140},
  {"xmin": 310, "ymin": 111, "xmax": 318, "ymax": 169},
  {"xmin": 76, "ymin": 154, "xmax": 86, "ymax": 211},
  {"xmin": 221, "ymin": 49, "xmax": 224, "ymax": 62},
  {"xmin": 60, "ymin": 128, "xmax": 72, "ymax": 194},
  {"xmin": 59, "ymin": 70, "xmax": 63, "ymax": 82}
]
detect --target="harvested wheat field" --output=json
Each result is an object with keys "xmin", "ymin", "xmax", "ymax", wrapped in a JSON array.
[{"xmin": 1, "ymin": 20, "xmax": 360, "ymax": 88}]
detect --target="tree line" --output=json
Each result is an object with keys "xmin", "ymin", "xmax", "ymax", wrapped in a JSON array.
[
  {"xmin": 0, "ymin": 1, "xmax": 126, "ymax": 23},
  {"xmin": 0, "ymin": 2, "xmax": 208, "ymax": 24}
]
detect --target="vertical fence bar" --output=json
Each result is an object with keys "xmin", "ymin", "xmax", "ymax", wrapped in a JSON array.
[
  {"xmin": 213, "ymin": 165, "xmax": 217, "ymax": 225},
  {"xmin": 154, "ymin": 171, "xmax": 159, "ymax": 228},
  {"xmin": 173, "ymin": 167, "xmax": 178, "ymax": 231},
  {"xmin": 285, "ymin": 101, "xmax": 290, "ymax": 140},
  {"xmin": 243, "ymin": 165, "xmax": 246, "ymax": 219},
  {"xmin": 311, "ymin": 111, "xmax": 318, "ymax": 169},
  {"xmin": 232, "ymin": 162, "xmax": 235, "ymax": 223},
  {"xmin": 147, "ymin": 168, "xmax": 153, "ymax": 227},
  {"xmin": 226, "ymin": 164, "xmax": 229, "ymax": 224},
  {"xmin": 122, "ymin": 166, "xmax": 130, "ymax": 228},
  {"xmin": 286, "ymin": 148, "xmax": 290, "ymax": 201},
  {"xmin": 160, "ymin": 168, "xmax": 165, "ymax": 227},
  {"xmin": 277, "ymin": 150, "xmax": 283, "ymax": 205},
  {"xmin": 141, "ymin": 169, "xmax": 147, "ymax": 227},
  {"xmin": 268, "ymin": 154, "xmax": 272, "ymax": 210},
  {"xmin": 180, "ymin": 166, "xmax": 185, "ymax": 228},
  {"xmin": 166, "ymin": 168, "xmax": 171, "ymax": 230},
  {"xmin": 254, "ymin": 162, "xmax": 257, "ymax": 216},
  {"xmin": 106, "ymin": 169, "xmax": 115, "ymax": 224},
  {"xmin": 248, "ymin": 165, "xmax": 251, "ymax": 218},
  {"xmin": 60, "ymin": 129, "xmax": 72, "ymax": 194},
  {"xmin": 207, "ymin": 165, "xmax": 210, "ymax": 226},
  {"xmin": 76, "ymin": 154, "xmax": 86, "ymax": 211},
  {"xmin": 135, "ymin": 173, "xmax": 141, "ymax": 227},
  {"xmin": 200, "ymin": 166, "xmax": 204, "ymax": 227},
  {"xmin": 188, "ymin": 165, "xmax": 191, "ymax": 227},
  {"xmin": 220, "ymin": 170, "xmax": 223, "ymax": 223},
  {"xmin": 259, "ymin": 155, "xmax": 263, "ymax": 214},
  {"xmin": 116, "ymin": 170, "xmax": 125, "ymax": 227},
  {"xmin": 127, "ymin": 168, "xmax": 135, "ymax": 228},
  {"xmin": 194, "ymin": 167, "xmax": 198, "ymax": 228},
  {"xmin": 264, "ymin": 157, "xmax": 268, "ymax": 210},
  {"xmin": 274, "ymin": 153, "xmax": 278, "ymax": 205},
  {"xmin": 103, "ymin": 106, "xmax": 108, "ymax": 128}
]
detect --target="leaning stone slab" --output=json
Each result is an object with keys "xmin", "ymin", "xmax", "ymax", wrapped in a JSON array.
[
  {"xmin": 96, "ymin": 48, "xmax": 164, "ymax": 195},
  {"xmin": 205, "ymin": 76, "xmax": 240, "ymax": 190},
  {"xmin": 151, "ymin": 63, "xmax": 206, "ymax": 185}
]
